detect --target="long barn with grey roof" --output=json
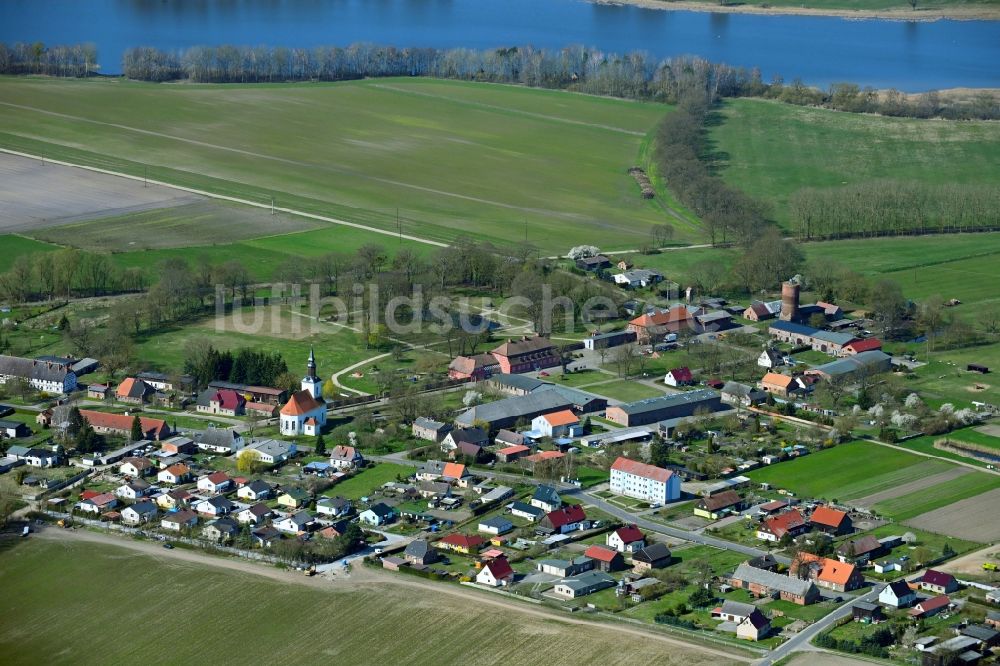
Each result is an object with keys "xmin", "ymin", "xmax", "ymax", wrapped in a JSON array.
[
  {"xmin": 0, "ymin": 354, "xmax": 77, "ymax": 394},
  {"xmin": 605, "ymin": 389, "xmax": 723, "ymax": 427}
]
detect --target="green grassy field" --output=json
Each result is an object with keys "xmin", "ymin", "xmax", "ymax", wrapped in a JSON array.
[
  {"xmin": 0, "ymin": 538, "xmax": 740, "ymax": 666},
  {"xmin": 708, "ymin": 98, "xmax": 1000, "ymax": 227},
  {"xmin": 871, "ymin": 471, "xmax": 1000, "ymax": 520},
  {"xmin": 0, "ymin": 76, "xmax": 677, "ymax": 254},
  {"xmin": 587, "ymin": 379, "xmax": 667, "ymax": 402},
  {"xmin": 323, "ymin": 463, "xmax": 414, "ymax": 500},
  {"xmin": 746, "ymin": 441, "xmax": 930, "ymax": 500},
  {"xmin": 0, "ymin": 235, "xmax": 59, "ymax": 273}
]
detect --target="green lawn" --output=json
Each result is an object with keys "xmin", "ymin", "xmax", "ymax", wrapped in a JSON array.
[
  {"xmin": 0, "ymin": 235, "xmax": 59, "ymax": 273},
  {"xmin": 0, "ymin": 538, "xmax": 739, "ymax": 666},
  {"xmin": 863, "ymin": 524, "xmax": 981, "ymax": 553},
  {"xmin": 746, "ymin": 441, "xmax": 933, "ymax": 500},
  {"xmin": 587, "ymin": 379, "xmax": 667, "ymax": 402},
  {"xmin": 871, "ymin": 472, "xmax": 1000, "ymax": 521},
  {"xmin": 0, "ymin": 76, "xmax": 678, "ymax": 254},
  {"xmin": 709, "ymin": 98, "xmax": 1000, "ymax": 228},
  {"xmin": 323, "ymin": 463, "xmax": 414, "ymax": 500}
]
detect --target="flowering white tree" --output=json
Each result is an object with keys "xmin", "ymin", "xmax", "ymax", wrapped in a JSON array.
[
  {"xmin": 462, "ymin": 390, "xmax": 481, "ymax": 407},
  {"xmin": 890, "ymin": 412, "xmax": 918, "ymax": 429},
  {"xmin": 567, "ymin": 245, "xmax": 601, "ymax": 260},
  {"xmin": 939, "ymin": 403, "xmax": 955, "ymax": 414},
  {"xmin": 953, "ymin": 408, "xmax": 980, "ymax": 426},
  {"xmin": 904, "ymin": 393, "xmax": 923, "ymax": 410}
]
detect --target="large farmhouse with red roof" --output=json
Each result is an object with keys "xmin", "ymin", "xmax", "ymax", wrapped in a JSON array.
[
  {"xmin": 79, "ymin": 409, "xmax": 170, "ymax": 440},
  {"xmin": 448, "ymin": 336, "xmax": 559, "ymax": 380},
  {"xmin": 756, "ymin": 509, "xmax": 809, "ymax": 542},
  {"xmin": 627, "ymin": 306, "xmax": 694, "ymax": 343}
]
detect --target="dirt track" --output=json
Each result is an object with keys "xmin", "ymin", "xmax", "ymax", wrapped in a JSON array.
[{"xmin": 37, "ymin": 527, "xmax": 750, "ymax": 663}]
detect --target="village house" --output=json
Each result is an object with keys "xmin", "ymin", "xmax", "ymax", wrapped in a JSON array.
[
  {"xmin": 537, "ymin": 556, "xmax": 593, "ymax": 577},
  {"xmin": 437, "ymin": 533, "xmax": 485, "ymax": 555},
  {"xmin": 582, "ymin": 330, "xmax": 637, "ymax": 351},
  {"xmin": 759, "ymin": 372, "xmax": 797, "ymax": 398},
  {"xmin": 277, "ymin": 487, "xmax": 310, "ymax": 509},
  {"xmin": 195, "ymin": 495, "xmax": 234, "ymax": 517},
  {"xmin": 121, "ymin": 501, "xmax": 158, "ymax": 526},
  {"xmin": 604, "ymin": 390, "xmax": 722, "ymax": 427},
  {"xmin": 609, "ymin": 456, "xmax": 680, "ymax": 504},
  {"xmin": 756, "ymin": 509, "xmax": 809, "ymax": 542},
  {"xmin": 497, "ymin": 444, "xmax": 531, "ymax": 463},
  {"xmin": 852, "ymin": 602, "xmax": 886, "ymax": 624},
  {"xmin": 440, "ymin": 427, "xmax": 489, "ymax": 453},
  {"xmin": 879, "ymin": 580, "xmax": 918, "ymax": 608},
  {"xmin": 161, "ymin": 509, "xmax": 198, "ymax": 532},
  {"xmin": 576, "ymin": 254, "xmax": 611, "ymax": 271},
  {"xmin": 279, "ymin": 349, "xmax": 326, "ymax": 437},
  {"xmin": 156, "ymin": 489, "xmax": 192, "ymax": 510},
  {"xmin": 530, "ymin": 410, "xmax": 581, "ymax": 438},
  {"xmin": 538, "ymin": 504, "xmax": 588, "ymax": 535},
  {"xmin": 115, "ymin": 479, "xmax": 151, "ymax": 500},
  {"xmin": 531, "ymin": 485, "xmax": 562, "ymax": 512},
  {"xmin": 402, "ymin": 539, "xmax": 438, "ymax": 566},
  {"xmin": 79, "ymin": 410, "xmax": 170, "ymax": 440},
  {"xmin": 836, "ymin": 534, "xmax": 882, "ymax": 564},
  {"xmin": 758, "ymin": 348, "xmax": 785, "ymax": 369},
  {"xmin": 137, "ymin": 371, "xmax": 193, "ymax": 393},
  {"xmin": 77, "ymin": 492, "xmax": 118, "ymax": 514},
  {"xmin": 359, "ymin": 503, "xmax": 396, "ymax": 526},
  {"xmin": 730, "ymin": 562, "xmax": 820, "ymax": 605},
  {"xmin": 326, "ymin": 444, "xmax": 362, "ymax": 471},
  {"xmin": 193, "ymin": 428, "xmax": 245, "ymax": 454},
  {"xmin": 0, "ymin": 419, "xmax": 30, "ymax": 438},
  {"xmin": 664, "ymin": 367, "xmax": 694, "ymax": 387},
  {"xmin": 910, "ymin": 595, "xmax": 952, "ymax": 619},
  {"xmin": 0, "ymin": 354, "xmax": 77, "ymax": 394},
  {"xmin": 737, "ymin": 609, "xmax": 772, "ymax": 642},
  {"xmin": 810, "ymin": 506, "xmax": 853, "ymax": 536},
  {"xmin": 116, "ymin": 377, "xmax": 154, "ymax": 405},
  {"xmin": 792, "ymin": 553, "xmax": 864, "ymax": 592},
  {"xmin": 244, "ymin": 438, "xmax": 295, "ymax": 465},
  {"xmin": 509, "ymin": 501, "xmax": 545, "ymax": 522},
  {"xmin": 448, "ymin": 441, "xmax": 485, "ymax": 463},
  {"xmin": 633, "ymin": 542, "xmax": 672, "ymax": 572},
  {"xmin": 721, "ymin": 381, "xmax": 766, "ymax": 407},
  {"xmin": 197, "ymin": 471, "xmax": 232, "ymax": 494},
  {"xmin": 236, "ymin": 503, "xmax": 272, "ymax": 525},
  {"xmin": 584, "ymin": 545, "xmax": 625, "ymax": 572},
  {"xmin": 196, "ymin": 388, "xmax": 246, "ymax": 417},
  {"xmin": 476, "ymin": 556, "xmax": 515, "ymax": 587},
  {"xmin": 551, "ymin": 571, "xmax": 616, "ymax": 599},
  {"xmin": 23, "ymin": 447, "xmax": 61, "ymax": 468},
  {"xmin": 87, "ymin": 384, "xmax": 111, "ymax": 400},
  {"xmin": 237, "ymin": 479, "xmax": 273, "ymax": 502},
  {"xmin": 203, "ymin": 518, "xmax": 240, "ymax": 542},
  {"xmin": 119, "ymin": 456, "xmax": 154, "ymax": 478},
  {"xmin": 275, "ymin": 510, "xmax": 314, "ymax": 535},
  {"xmin": 494, "ymin": 428, "xmax": 525, "ymax": 447},
  {"xmin": 919, "ymin": 570, "xmax": 959, "ymax": 595},
  {"xmin": 606, "ymin": 525, "xmax": 645, "ymax": 553},
  {"xmin": 627, "ymin": 306, "xmax": 693, "ymax": 343},
  {"xmin": 316, "ymin": 496, "xmax": 351, "ymax": 518},
  {"xmin": 157, "ymin": 463, "xmax": 191, "ymax": 485},
  {"xmin": 694, "ymin": 490, "xmax": 744, "ymax": 520},
  {"xmin": 613, "ymin": 269, "xmax": 663, "ymax": 289},
  {"xmin": 743, "ymin": 301, "xmax": 782, "ymax": 322},
  {"xmin": 478, "ymin": 516, "xmax": 514, "ymax": 535},
  {"xmin": 411, "ymin": 417, "xmax": 452, "ymax": 442},
  {"xmin": 714, "ymin": 599, "xmax": 755, "ymax": 624}
]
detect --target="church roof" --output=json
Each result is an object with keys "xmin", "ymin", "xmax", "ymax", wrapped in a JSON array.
[{"xmin": 280, "ymin": 390, "xmax": 324, "ymax": 416}]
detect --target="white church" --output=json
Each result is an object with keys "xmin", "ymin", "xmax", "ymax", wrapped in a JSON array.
[{"xmin": 279, "ymin": 348, "xmax": 327, "ymax": 437}]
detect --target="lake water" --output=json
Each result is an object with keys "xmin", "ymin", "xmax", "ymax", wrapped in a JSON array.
[{"xmin": 1, "ymin": 0, "xmax": 998, "ymax": 91}]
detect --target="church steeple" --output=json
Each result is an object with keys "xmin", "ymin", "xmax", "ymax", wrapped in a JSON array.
[{"xmin": 302, "ymin": 347, "xmax": 322, "ymax": 399}]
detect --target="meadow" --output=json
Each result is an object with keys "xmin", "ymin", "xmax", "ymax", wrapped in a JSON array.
[
  {"xmin": 870, "ymin": 471, "xmax": 1000, "ymax": 521},
  {"xmin": 0, "ymin": 76, "xmax": 676, "ymax": 254},
  {"xmin": 0, "ymin": 538, "xmax": 742, "ymax": 666},
  {"xmin": 708, "ymin": 98, "xmax": 1000, "ymax": 227},
  {"xmin": 322, "ymin": 463, "xmax": 415, "ymax": 500},
  {"xmin": 746, "ymin": 441, "xmax": 930, "ymax": 499}
]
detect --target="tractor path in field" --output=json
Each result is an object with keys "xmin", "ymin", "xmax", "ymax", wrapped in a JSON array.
[
  {"xmin": 850, "ymin": 466, "xmax": 972, "ymax": 507},
  {"xmin": 1, "ymin": 101, "xmax": 625, "ymax": 223},
  {"xmin": 368, "ymin": 83, "xmax": 647, "ymax": 136},
  {"xmin": 37, "ymin": 527, "xmax": 751, "ymax": 663}
]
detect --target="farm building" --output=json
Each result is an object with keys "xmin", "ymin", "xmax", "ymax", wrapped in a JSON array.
[{"xmin": 604, "ymin": 390, "xmax": 722, "ymax": 427}]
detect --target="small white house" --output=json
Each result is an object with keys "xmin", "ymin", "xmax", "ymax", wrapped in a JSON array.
[
  {"xmin": 161, "ymin": 509, "xmax": 198, "ymax": 531},
  {"xmin": 329, "ymin": 445, "xmax": 364, "ymax": 470},
  {"xmin": 115, "ymin": 481, "xmax": 151, "ymax": 501},
  {"xmin": 236, "ymin": 503, "xmax": 272, "ymax": 524},
  {"xmin": 118, "ymin": 457, "xmax": 153, "ymax": 478},
  {"xmin": 237, "ymin": 480, "xmax": 273, "ymax": 501},
  {"xmin": 359, "ymin": 503, "xmax": 396, "ymax": 526},
  {"xmin": 121, "ymin": 501, "xmax": 158, "ymax": 526},
  {"xmin": 758, "ymin": 349, "xmax": 784, "ymax": 369},
  {"xmin": 274, "ymin": 511, "xmax": 314, "ymax": 534},
  {"xmin": 530, "ymin": 410, "xmax": 582, "ymax": 439},
  {"xmin": 478, "ymin": 516, "xmax": 513, "ymax": 535},
  {"xmin": 197, "ymin": 472, "xmax": 232, "ymax": 494},
  {"xmin": 476, "ymin": 557, "xmax": 515, "ymax": 587},
  {"xmin": 879, "ymin": 581, "xmax": 917, "ymax": 608},
  {"xmin": 606, "ymin": 525, "xmax": 645, "ymax": 553},
  {"xmin": 317, "ymin": 496, "xmax": 351, "ymax": 518}
]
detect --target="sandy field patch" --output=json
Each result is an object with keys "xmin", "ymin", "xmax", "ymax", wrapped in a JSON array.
[
  {"xmin": 0, "ymin": 152, "xmax": 202, "ymax": 230},
  {"xmin": 786, "ymin": 653, "xmax": 872, "ymax": 666},
  {"xmin": 936, "ymin": 544, "xmax": 1000, "ymax": 576},
  {"xmin": 905, "ymin": 487, "xmax": 1000, "ymax": 542},
  {"xmin": 976, "ymin": 424, "xmax": 1000, "ymax": 437}
]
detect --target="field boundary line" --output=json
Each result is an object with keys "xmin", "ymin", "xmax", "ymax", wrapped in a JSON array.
[{"xmin": 0, "ymin": 147, "xmax": 449, "ymax": 248}]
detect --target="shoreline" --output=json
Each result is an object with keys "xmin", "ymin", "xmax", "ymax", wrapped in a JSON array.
[{"xmin": 588, "ymin": 0, "xmax": 1000, "ymax": 21}]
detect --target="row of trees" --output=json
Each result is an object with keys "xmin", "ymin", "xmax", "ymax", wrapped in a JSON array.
[
  {"xmin": 183, "ymin": 341, "xmax": 289, "ymax": 390},
  {"xmin": 120, "ymin": 43, "xmax": 761, "ymax": 103},
  {"xmin": 651, "ymin": 92, "xmax": 771, "ymax": 248},
  {"xmin": 0, "ymin": 42, "xmax": 98, "ymax": 77},
  {"xmin": 0, "ymin": 249, "xmax": 146, "ymax": 304},
  {"xmin": 789, "ymin": 180, "xmax": 1000, "ymax": 240}
]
